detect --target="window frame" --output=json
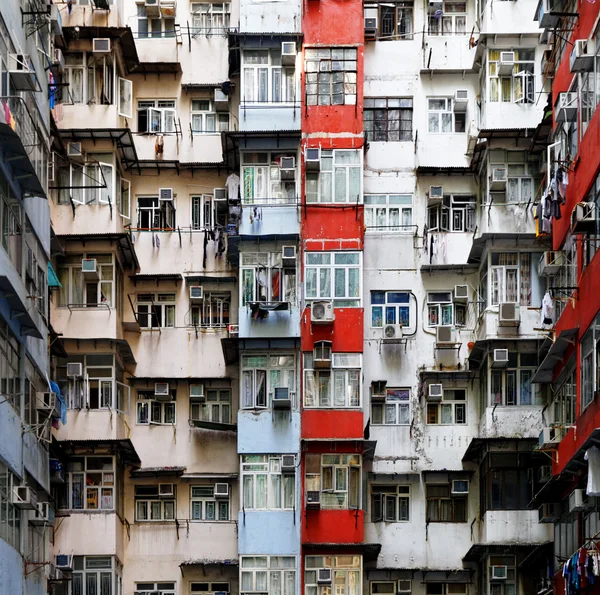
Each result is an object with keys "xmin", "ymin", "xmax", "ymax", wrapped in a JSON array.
[
  {"xmin": 134, "ymin": 484, "xmax": 177, "ymax": 521},
  {"xmin": 428, "ymin": 1, "xmax": 467, "ymax": 35},
  {"xmin": 487, "ymin": 49, "xmax": 535, "ymax": 104},
  {"xmin": 364, "ymin": 98, "xmax": 413, "ymax": 142},
  {"xmin": 136, "ymin": 389, "xmax": 177, "ymax": 425},
  {"xmin": 306, "ymin": 454, "xmax": 361, "ymax": 510},
  {"xmin": 303, "ymin": 352, "xmax": 362, "ymax": 408},
  {"xmin": 427, "ymin": 97, "xmax": 466, "ymax": 133},
  {"xmin": 304, "ymin": 555, "xmax": 361, "ymax": 595},
  {"xmin": 305, "ymin": 149, "xmax": 362, "ymax": 204},
  {"xmin": 241, "ymin": 151, "xmax": 298, "ymax": 204},
  {"xmin": 190, "ymin": 388, "xmax": 231, "ymax": 424},
  {"xmin": 426, "ymin": 388, "xmax": 467, "ymax": 425},
  {"xmin": 370, "ymin": 291, "xmax": 411, "ymax": 328},
  {"xmin": 376, "ymin": 2, "xmax": 414, "ymax": 40},
  {"xmin": 425, "ymin": 482, "xmax": 467, "ymax": 523},
  {"xmin": 190, "ymin": 292, "xmax": 231, "ymax": 329},
  {"xmin": 371, "ymin": 388, "xmax": 411, "ymax": 425},
  {"xmin": 371, "ymin": 485, "xmax": 411, "ymax": 522},
  {"xmin": 427, "ymin": 291, "xmax": 465, "ymax": 327},
  {"xmin": 72, "ymin": 556, "xmax": 118, "ymax": 595},
  {"xmin": 240, "ymin": 455, "xmax": 296, "ymax": 510},
  {"xmin": 364, "ymin": 195, "xmax": 413, "ymax": 232},
  {"xmin": 304, "ymin": 251, "xmax": 362, "ymax": 307},
  {"xmin": 305, "ymin": 47, "xmax": 358, "ymax": 106},
  {"xmin": 241, "ymin": 353, "xmax": 296, "ymax": 409},
  {"xmin": 240, "ymin": 251, "xmax": 297, "ymax": 306},
  {"xmin": 137, "ymin": 99, "xmax": 177, "ymax": 133},
  {"xmin": 190, "ymin": 485, "xmax": 230, "ymax": 521},
  {"xmin": 136, "ymin": 293, "xmax": 176, "ymax": 329},
  {"xmin": 191, "ymin": 2, "xmax": 231, "ymax": 32},
  {"xmin": 241, "ymin": 49, "xmax": 297, "ymax": 104},
  {"xmin": 135, "ymin": 4, "xmax": 176, "ymax": 39},
  {"xmin": 191, "ymin": 194, "xmax": 214, "ymax": 230},
  {"xmin": 136, "ymin": 195, "xmax": 176, "ymax": 230},
  {"xmin": 57, "ymin": 253, "xmax": 115, "ymax": 308},
  {"xmin": 191, "ymin": 98, "xmax": 229, "ymax": 134},
  {"xmin": 60, "ymin": 456, "xmax": 117, "ymax": 511}
]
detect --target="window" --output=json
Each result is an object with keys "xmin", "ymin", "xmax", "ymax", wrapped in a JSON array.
[
  {"xmin": 364, "ymin": 98, "xmax": 413, "ymax": 142},
  {"xmin": 425, "ymin": 585, "xmax": 467, "ymax": 595},
  {"xmin": 305, "ymin": 47, "xmax": 357, "ymax": 106},
  {"xmin": 0, "ymin": 318, "xmax": 22, "ymax": 417},
  {"xmin": 371, "ymin": 582, "xmax": 412, "ymax": 595},
  {"xmin": 136, "ymin": 583, "xmax": 176, "ymax": 595},
  {"xmin": 490, "ymin": 252, "xmax": 534, "ymax": 306},
  {"xmin": 305, "ymin": 454, "xmax": 361, "ymax": 510},
  {"xmin": 365, "ymin": 195, "xmax": 412, "ymax": 231},
  {"xmin": 62, "ymin": 52, "xmax": 115, "ymax": 105},
  {"xmin": 305, "ymin": 252, "xmax": 361, "ymax": 307},
  {"xmin": 137, "ymin": 100, "xmax": 176, "ymax": 133},
  {"xmin": 191, "ymin": 99, "xmax": 229, "ymax": 133},
  {"xmin": 486, "ymin": 556, "xmax": 516, "ymax": 595},
  {"xmin": 242, "ymin": 152, "xmax": 297, "ymax": 204},
  {"xmin": 481, "ymin": 452, "xmax": 534, "ymax": 512},
  {"xmin": 241, "ymin": 252, "xmax": 297, "ymax": 306},
  {"xmin": 58, "ymin": 456, "xmax": 116, "ymax": 511},
  {"xmin": 0, "ymin": 462, "xmax": 21, "ymax": 550},
  {"xmin": 190, "ymin": 293, "xmax": 231, "ymax": 328},
  {"xmin": 488, "ymin": 49, "xmax": 535, "ymax": 103},
  {"xmin": 241, "ymin": 556, "xmax": 296, "ymax": 595},
  {"xmin": 428, "ymin": 2, "xmax": 466, "ymax": 35},
  {"xmin": 136, "ymin": 4, "xmax": 175, "ymax": 38},
  {"xmin": 305, "ymin": 150, "xmax": 361, "ymax": 204},
  {"xmin": 192, "ymin": 195, "xmax": 214, "ymax": 230},
  {"xmin": 426, "ymin": 482, "xmax": 467, "ymax": 522},
  {"xmin": 427, "ymin": 98, "xmax": 465, "ymax": 133},
  {"xmin": 427, "ymin": 291, "xmax": 465, "ymax": 327},
  {"xmin": 72, "ymin": 557, "xmax": 119, "ymax": 595},
  {"xmin": 242, "ymin": 49, "xmax": 296, "ymax": 103},
  {"xmin": 191, "ymin": 485, "xmax": 230, "ymax": 521},
  {"xmin": 580, "ymin": 313, "xmax": 600, "ymax": 411},
  {"xmin": 488, "ymin": 150, "xmax": 533, "ymax": 204},
  {"xmin": 136, "ymin": 196, "xmax": 176, "ymax": 230},
  {"xmin": 303, "ymin": 352, "xmax": 361, "ymax": 408},
  {"xmin": 489, "ymin": 352, "xmax": 541, "ymax": 407},
  {"xmin": 57, "ymin": 253, "xmax": 115, "ymax": 307},
  {"xmin": 241, "ymin": 354, "xmax": 295, "ymax": 409},
  {"xmin": 190, "ymin": 388, "xmax": 231, "ymax": 424},
  {"xmin": 241, "ymin": 455, "xmax": 295, "ymax": 509},
  {"xmin": 552, "ymin": 364, "xmax": 576, "ymax": 427},
  {"xmin": 305, "ymin": 556, "xmax": 361, "ymax": 595},
  {"xmin": 371, "ymin": 485, "xmax": 410, "ymax": 522},
  {"xmin": 191, "ymin": 583, "xmax": 231, "ymax": 595},
  {"xmin": 191, "ymin": 3, "xmax": 231, "ymax": 31},
  {"xmin": 57, "ymin": 153, "xmax": 115, "ymax": 206},
  {"xmin": 426, "ymin": 389, "xmax": 466, "ymax": 424},
  {"xmin": 376, "ymin": 2, "xmax": 414, "ymax": 39},
  {"xmin": 136, "ymin": 390, "xmax": 176, "ymax": 425},
  {"xmin": 427, "ymin": 195, "xmax": 475, "ymax": 232},
  {"xmin": 135, "ymin": 485, "xmax": 176, "ymax": 521},
  {"xmin": 371, "ymin": 291, "xmax": 411, "ymax": 328},
  {"xmin": 371, "ymin": 388, "xmax": 410, "ymax": 425},
  {"xmin": 137, "ymin": 294, "xmax": 176, "ymax": 328}
]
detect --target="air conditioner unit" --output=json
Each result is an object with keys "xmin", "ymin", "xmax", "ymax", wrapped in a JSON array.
[
  {"xmin": 280, "ymin": 158, "xmax": 296, "ymax": 181},
  {"xmin": 306, "ymin": 490, "xmax": 321, "ymax": 507},
  {"xmin": 313, "ymin": 342, "xmax": 332, "ymax": 368},
  {"xmin": 453, "ymin": 89, "xmax": 468, "ymax": 112},
  {"xmin": 92, "ymin": 38, "xmax": 111, "ymax": 53},
  {"xmin": 30, "ymin": 502, "xmax": 55, "ymax": 526},
  {"xmin": 52, "ymin": 48, "xmax": 65, "ymax": 73},
  {"xmin": 281, "ymin": 454, "xmax": 296, "ymax": 473},
  {"xmin": 12, "ymin": 486, "xmax": 38, "ymax": 510},
  {"xmin": 541, "ymin": 49, "xmax": 555, "ymax": 79},
  {"xmin": 214, "ymin": 88, "xmax": 229, "ymax": 111},
  {"xmin": 570, "ymin": 39, "xmax": 595, "ymax": 73},
  {"xmin": 571, "ymin": 202, "xmax": 597, "ymax": 234},
  {"xmin": 228, "ymin": 324, "xmax": 239, "ymax": 337},
  {"xmin": 67, "ymin": 362, "xmax": 83, "ymax": 378},
  {"xmin": 538, "ymin": 502, "xmax": 561, "ymax": 523},
  {"xmin": 569, "ymin": 488, "xmax": 592, "ymax": 512},
  {"xmin": 214, "ymin": 187, "xmax": 227, "ymax": 201},
  {"xmin": 492, "ymin": 349, "xmax": 509, "ymax": 368},
  {"xmin": 158, "ymin": 483, "xmax": 175, "ymax": 498},
  {"xmin": 55, "ymin": 554, "xmax": 74, "ymax": 571},
  {"xmin": 428, "ymin": 0, "xmax": 443, "ymax": 11},
  {"xmin": 428, "ymin": 383, "xmax": 443, "ymax": 401},
  {"xmin": 490, "ymin": 167, "xmax": 507, "ymax": 191},
  {"xmin": 498, "ymin": 302, "xmax": 520, "ymax": 327},
  {"xmin": 159, "ymin": 188, "xmax": 174, "ymax": 201},
  {"xmin": 536, "ymin": 0, "xmax": 560, "ymax": 28},
  {"xmin": 154, "ymin": 382, "xmax": 170, "ymax": 399},
  {"xmin": 538, "ymin": 250, "xmax": 565, "ymax": 276},
  {"xmin": 371, "ymin": 380, "xmax": 387, "ymax": 400},
  {"xmin": 311, "ymin": 301, "xmax": 334, "ymax": 325},
  {"xmin": 215, "ymin": 483, "xmax": 229, "ymax": 498},
  {"xmin": 454, "ymin": 285, "xmax": 469, "ymax": 302},
  {"xmin": 190, "ymin": 286, "xmax": 204, "ymax": 300},
  {"xmin": 498, "ymin": 51, "xmax": 515, "ymax": 76},
  {"xmin": 67, "ymin": 142, "xmax": 85, "ymax": 161},
  {"xmin": 144, "ymin": 0, "xmax": 160, "ymax": 17},
  {"xmin": 556, "ymin": 92, "xmax": 577, "ymax": 123},
  {"xmin": 8, "ymin": 53, "xmax": 38, "ymax": 92},
  {"xmin": 429, "ymin": 185, "xmax": 444, "ymax": 203},
  {"xmin": 282, "ymin": 246, "xmax": 296, "ymax": 266},
  {"xmin": 190, "ymin": 383, "xmax": 205, "ymax": 400},
  {"xmin": 50, "ymin": 4, "xmax": 63, "ymax": 37},
  {"xmin": 273, "ymin": 387, "xmax": 292, "ymax": 409},
  {"xmin": 364, "ymin": 6, "xmax": 378, "ymax": 40},
  {"xmin": 160, "ymin": 0, "xmax": 176, "ymax": 18},
  {"xmin": 81, "ymin": 258, "xmax": 98, "ymax": 280},
  {"xmin": 281, "ymin": 42, "xmax": 297, "ymax": 67},
  {"xmin": 539, "ymin": 465, "xmax": 552, "ymax": 483},
  {"xmin": 436, "ymin": 325, "xmax": 456, "ymax": 346},
  {"xmin": 538, "ymin": 427, "xmax": 560, "ymax": 450},
  {"xmin": 451, "ymin": 479, "xmax": 469, "ymax": 495},
  {"xmin": 37, "ymin": 392, "xmax": 58, "ymax": 416},
  {"xmin": 491, "ymin": 566, "xmax": 508, "ymax": 581},
  {"xmin": 306, "ymin": 148, "xmax": 321, "ymax": 171},
  {"xmin": 383, "ymin": 324, "xmax": 403, "ymax": 340},
  {"xmin": 318, "ymin": 569, "xmax": 332, "ymax": 584}
]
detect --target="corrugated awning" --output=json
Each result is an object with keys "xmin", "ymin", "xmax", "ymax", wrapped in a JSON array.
[
  {"xmin": 129, "ymin": 273, "xmax": 183, "ymax": 284},
  {"xmin": 190, "ymin": 419, "xmax": 237, "ymax": 433},
  {"xmin": 302, "ymin": 543, "xmax": 381, "ymax": 561},
  {"xmin": 462, "ymin": 542, "xmax": 551, "ymax": 563},
  {"xmin": 185, "ymin": 274, "xmax": 237, "ymax": 284},
  {"xmin": 58, "ymin": 438, "xmax": 141, "ymax": 466},
  {"xmin": 130, "ymin": 466, "xmax": 186, "ymax": 478},
  {"xmin": 532, "ymin": 328, "xmax": 578, "ymax": 383}
]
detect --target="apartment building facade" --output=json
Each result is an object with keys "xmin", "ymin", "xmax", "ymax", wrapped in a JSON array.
[{"xmin": 1, "ymin": 0, "xmax": 600, "ymax": 593}]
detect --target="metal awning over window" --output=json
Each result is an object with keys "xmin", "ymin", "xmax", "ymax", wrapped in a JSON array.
[{"xmin": 532, "ymin": 328, "xmax": 578, "ymax": 383}]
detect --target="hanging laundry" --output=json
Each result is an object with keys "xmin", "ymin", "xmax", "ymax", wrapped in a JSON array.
[
  {"xmin": 202, "ymin": 230, "xmax": 208, "ymax": 268},
  {"xmin": 155, "ymin": 234, "xmax": 160, "ymax": 248},
  {"xmin": 585, "ymin": 446, "xmax": 600, "ymax": 496},
  {"xmin": 423, "ymin": 224, "xmax": 429, "ymax": 253},
  {"xmin": 226, "ymin": 173, "xmax": 240, "ymax": 201},
  {"xmin": 540, "ymin": 291, "xmax": 555, "ymax": 326}
]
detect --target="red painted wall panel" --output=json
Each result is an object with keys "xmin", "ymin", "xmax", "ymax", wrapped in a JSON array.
[
  {"xmin": 300, "ymin": 308, "xmax": 364, "ymax": 352},
  {"xmin": 303, "ymin": 0, "xmax": 364, "ymax": 45},
  {"xmin": 302, "ymin": 208, "xmax": 365, "ymax": 244},
  {"xmin": 302, "ymin": 410, "xmax": 364, "ymax": 440},
  {"xmin": 302, "ymin": 509, "xmax": 365, "ymax": 543}
]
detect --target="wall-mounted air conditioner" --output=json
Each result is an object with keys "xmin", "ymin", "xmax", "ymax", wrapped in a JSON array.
[
  {"xmin": 555, "ymin": 92, "xmax": 577, "ymax": 123},
  {"xmin": 81, "ymin": 258, "xmax": 98, "ymax": 280},
  {"xmin": 491, "ymin": 566, "xmax": 508, "ymax": 581},
  {"xmin": 364, "ymin": 5, "xmax": 378, "ymax": 40},
  {"xmin": 428, "ymin": 383, "xmax": 443, "ymax": 401},
  {"xmin": 490, "ymin": 167, "xmax": 507, "ymax": 191},
  {"xmin": 67, "ymin": 362, "xmax": 83, "ymax": 378},
  {"xmin": 214, "ymin": 88, "xmax": 229, "ymax": 111},
  {"xmin": 160, "ymin": 0, "xmax": 176, "ymax": 18},
  {"xmin": 158, "ymin": 483, "xmax": 175, "ymax": 498},
  {"xmin": 281, "ymin": 42, "xmax": 297, "ymax": 67},
  {"xmin": 282, "ymin": 246, "xmax": 296, "ymax": 266},
  {"xmin": 214, "ymin": 187, "xmax": 227, "ymax": 201},
  {"xmin": 428, "ymin": 185, "xmax": 443, "ymax": 203},
  {"xmin": 569, "ymin": 488, "xmax": 593, "ymax": 512},
  {"xmin": 454, "ymin": 285, "xmax": 468, "ymax": 302},
  {"xmin": 570, "ymin": 202, "xmax": 596, "ymax": 234},
  {"xmin": 280, "ymin": 156, "xmax": 296, "ymax": 180},
  {"xmin": 451, "ymin": 479, "xmax": 469, "ymax": 495},
  {"xmin": 12, "ymin": 486, "xmax": 38, "ymax": 510},
  {"xmin": 383, "ymin": 324, "xmax": 403, "ymax": 341},
  {"xmin": 453, "ymin": 89, "xmax": 468, "ymax": 112},
  {"xmin": 67, "ymin": 142, "xmax": 85, "ymax": 161},
  {"xmin": 498, "ymin": 51, "xmax": 515, "ymax": 76},
  {"xmin": 538, "ymin": 427, "xmax": 560, "ymax": 450},
  {"xmin": 52, "ymin": 48, "xmax": 65, "ymax": 73},
  {"xmin": 281, "ymin": 454, "xmax": 296, "ymax": 473},
  {"xmin": 92, "ymin": 38, "xmax": 111, "ymax": 53},
  {"xmin": 190, "ymin": 286, "xmax": 204, "ymax": 300},
  {"xmin": 273, "ymin": 387, "xmax": 292, "ymax": 409},
  {"xmin": 215, "ymin": 483, "xmax": 230, "ymax": 498},
  {"xmin": 159, "ymin": 188, "xmax": 173, "ymax": 201},
  {"xmin": 498, "ymin": 302, "xmax": 520, "ymax": 327},
  {"xmin": 30, "ymin": 502, "xmax": 55, "ymax": 526},
  {"xmin": 538, "ymin": 251, "xmax": 565, "ymax": 276},
  {"xmin": 55, "ymin": 554, "xmax": 74, "ymax": 571},
  {"xmin": 538, "ymin": 502, "xmax": 561, "ymax": 523},
  {"xmin": 144, "ymin": 0, "xmax": 160, "ymax": 18},
  {"xmin": 305, "ymin": 148, "xmax": 321, "ymax": 171},
  {"xmin": 318, "ymin": 569, "xmax": 332, "ymax": 584},
  {"xmin": 436, "ymin": 325, "xmax": 456, "ymax": 346},
  {"xmin": 189, "ymin": 383, "xmax": 205, "ymax": 400},
  {"xmin": 8, "ymin": 53, "xmax": 38, "ymax": 92},
  {"xmin": 492, "ymin": 349, "xmax": 509, "ymax": 368},
  {"xmin": 154, "ymin": 382, "xmax": 170, "ymax": 399},
  {"xmin": 306, "ymin": 490, "xmax": 321, "ymax": 507},
  {"xmin": 311, "ymin": 301, "xmax": 334, "ymax": 325},
  {"xmin": 371, "ymin": 380, "xmax": 387, "ymax": 400},
  {"xmin": 570, "ymin": 39, "xmax": 595, "ymax": 73},
  {"xmin": 36, "ymin": 392, "xmax": 58, "ymax": 416}
]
